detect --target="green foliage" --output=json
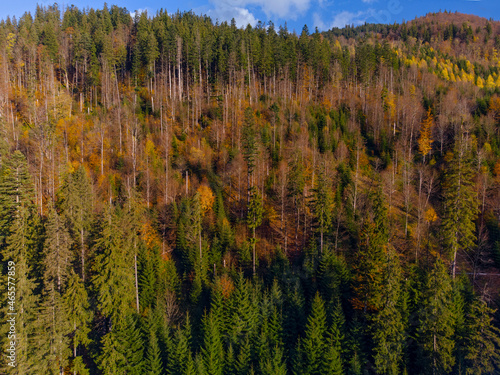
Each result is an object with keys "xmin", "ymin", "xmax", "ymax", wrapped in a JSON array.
[
  {"xmin": 441, "ymin": 136, "xmax": 478, "ymax": 278},
  {"xmin": 416, "ymin": 260, "xmax": 456, "ymax": 374}
]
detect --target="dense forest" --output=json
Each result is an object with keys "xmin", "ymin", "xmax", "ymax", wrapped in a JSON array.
[{"xmin": 1, "ymin": 4, "xmax": 500, "ymax": 374}]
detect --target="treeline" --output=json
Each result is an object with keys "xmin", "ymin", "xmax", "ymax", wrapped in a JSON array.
[{"xmin": 1, "ymin": 4, "xmax": 500, "ymax": 375}]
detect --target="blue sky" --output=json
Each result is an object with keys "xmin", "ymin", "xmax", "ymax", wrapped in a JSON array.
[{"xmin": 1, "ymin": 0, "xmax": 499, "ymax": 32}]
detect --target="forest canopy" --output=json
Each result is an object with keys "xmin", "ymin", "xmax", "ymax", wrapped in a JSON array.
[{"xmin": 0, "ymin": 4, "xmax": 500, "ymax": 374}]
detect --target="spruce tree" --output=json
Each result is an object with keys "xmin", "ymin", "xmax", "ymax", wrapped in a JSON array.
[
  {"xmin": 145, "ymin": 328, "xmax": 164, "ymax": 375},
  {"xmin": 371, "ymin": 245, "xmax": 405, "ymax": 375},
  {"xmin": 201, "ymin": 311, "xmax": 224, "ymax": 375},
  {"xmin": 441, "ymin": 135, "xmax": 478, "ymax": 279},
  {"xmin": 463, "ymin": 298, "xmax": 500, "ymax": 373},
  {"xmin": 64, "ymin": 271, "xmax": 92, "ymax": 375},
  {"xmin": 0, "ymin": 151, "xmax": 33, "ymax": 244},
  {"xmin": 59, "ymin": 165, "xmax": 92, "ymax": 282},
  {"xmin": 311, "ymin": 167, "xmax": 333, "ymax": 254},
  {"xmin": 43, "ymin": 205, "xmax": 73, "ymax": 292},
  {"xmin": 92, "ymin": 205, "xmax": 136, "ymax": 324},
  {"xmin": 301, "ymin": 292, "xmax": 328, "ymax": 375},
  {"xmin": 416, "ymin": 259, "xmax": 456, "ymax": 374}
]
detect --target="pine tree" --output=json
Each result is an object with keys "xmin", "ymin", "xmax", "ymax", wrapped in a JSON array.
[
  {"xmin": 64, "ymin": 271, "xmax": 92, "ymax": 375},
  {"xmin": 43, "ymin": 206, "xmax": 73, "ymax": 292},
  {"xmin": 59, "ymin": 166, "xmax": 92, "ymax": 282},
  {"xmin": 463, "ymin": 298, "xmax": 500, "ymax": 374},
  {"xmin": 97, "ymin": 314, "xmax": 144, "ymax": 375},
  {"xmin": 145, "ymin": 328, "xmax": 164, "ymax": 375},
  {"xmin": 260, "ymin": 345, "xmax": 287, "ymax": 375},
  {"xmin": 0, "ymin": 151, "xmax": 33, "ymax": 249},
  {"xmin": 0, "ymin": 151, "xmax": 39, "ymax": 374},
  {"xmin": 247, "ymin": 186, "xmax": 263, "ymax": 275},
  {"xmin": 416, "ymin": 259, "xmax": 456, "ymax": 374},
  {"xmin": 168, "ymin": 315, "xmax": 194, "ymax": 375},
  {"xmin": 201, "ymin": 312, "xmax": 224, "ymax": 375},
  {"xmin": 371, "ymin": 245, "xmax": 405, "ymax": 375},
  {"xmin": 300, "ymin": 292, "xmax": 328, "ymax": 375},
  {"xmin": 34, "ymin": 282, "xmax": 71, "ymax": 374},
  {"xmin": 92, "ymin": 205, "xmax": 136, "ymax": 324},
  {"xmin": 1, "ymin": 205, "xmax": 39, "ymax": 374},
  {"xmin": 311, "ymin": 167, "xmax": 333, "ymax": 254},
  {"xmin": 441, "ymin": 135, "xmax": 478, "ymax": 279}
]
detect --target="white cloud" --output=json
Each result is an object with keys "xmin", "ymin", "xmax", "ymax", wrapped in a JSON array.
[
  {"xmin": 208, "ymin": 3, "xmax": 258, "ymax": 28},
  {"xmin": 361, "ymin": 0, "xmax": 378, "ymax": 3},
  {"xmin": 210, "ymin": 0, "xmax": 312, "ymax": 21},
  {"xmin": 314, "ymin": 10, "xmax": 372, "ymax": 30},
  {"xmin": 130, "ymin": 8, "xmax": 153, "ymax": 19}
]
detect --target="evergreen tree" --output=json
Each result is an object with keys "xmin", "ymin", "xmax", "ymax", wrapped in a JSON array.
[
  {"xmin": 1, "ymin": 205, "xmax": 39, "ymax": 374},
  {"xmin": 201, "ymin": 311, "xmax": 224, "ymax": 375},
  {"xmin": 463, "ymin": 298, "xmax": 500, "ymax": 374},
  {"xmin": 168, "ymin": 315, "xmax": 194, "ymax": 375},
  {"xmin": 92, "ymin": 205, "xmax": 136, "ymax": 324},
  {"xmin": 60, "ymin": 166, "xmax": 92, "ymax": 282},
  {"xmin": 34, "ymin": 282, "xmax": 71, "ymax": 374},
  {"xmin": 43, "ymin": 205, "xmax": 73, "ymax": 291},
  {"xmin": 300, "ymin": 292, "xmax": 328, "ymax": 375},
  {"xmin": 311, "ymin": 166, "xmax": 333, "ymax": 254},
  {"xmin": 145, "ymin": 328, "xmax": 164, "ymax": 375},
  {"xmin": 441, "ymin": 135, "xmax": 478, "ymax": 279},
  {"xmin": 416, "ymin": 259, "xmax": 456, "ymax": 374},
  {"xmin": 247, "ymin": 186, "xmax": 263, "ymax": 275},
  {"xmin": 98, "ymin": 314, "xmax": 144, "ymax": 375},
  {"xmin": 0, "ymin": 151, "xmax": 34, "ymax": 249},
  {"xmin": 64, "ymin": 272, "xmax": 92, "ymax": 375},
  {"xmin": 371, "ymin": 245, "xmax": 405, "ymax": 375},
  {"xmin": 260, "ymin": 345, "xmax": 287, "ymax": 375}
]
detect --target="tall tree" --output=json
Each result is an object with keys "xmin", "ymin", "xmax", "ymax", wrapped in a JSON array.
[
  {"xmin": 441, "ymin": 135, "xmax": 478, "ymax": 279},
  {"xmin": 416, "ymin": 259, "xmax": 456, "ymax": 374},
  {"xmin": 60, "ymin": 166, "xmax": 92, "ymax": 282},
  {"xmin": 247, "ymin": 186, "xmax": 263, "ymax": 275}
]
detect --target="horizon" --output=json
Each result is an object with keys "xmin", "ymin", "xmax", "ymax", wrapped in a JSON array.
[{"xmin": 0, "ymin": 0, "xmax": 499, "ymax": 33}]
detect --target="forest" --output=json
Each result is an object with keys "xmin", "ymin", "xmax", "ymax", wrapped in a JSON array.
[{"xmin": 0, "ymin": 4, "xmax": 500, "ymax": 374}]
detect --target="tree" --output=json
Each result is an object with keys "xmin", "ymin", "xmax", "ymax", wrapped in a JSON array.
[
  {"xmin": 463, "ymin": 298, "xmax": 500, "ymax": 374},
  {"xmin": 0, "ymin": 151, "xmax": 34, "ymax": 250},
  {"xmin": 300, "ymin": 292, "xmax": 328, "ymax": 375},
  {"xmin": 0, "ymin": 151, "xmax": 39, "ymax": 374},
  {"xmin": 418, "ymin": 107, "xmax": 434, "ymax": 162},
  {"xmin": 201, "ymin": 312, "xmax": 224, "ymax": 375},
  {"xmin": 145, "ymin": 327, "xmax": 164, "ymax": 375},
  {"xmin": 242, "ymin": 107, "xmax": 258, "ymax": 192},
  {"xmin": 441, "ymin": 135, "xmax": 478, "ymax": 279},
  {"xmin": 35, "ymin": 282, "xmax": 71, "ymax": 374},
  {"xmin": 416, "ymin": 259, "xmax": 456, "ymax": 374},
  {"xmin": 311, "ymin": 167, "xmax": 333, "ymax": 254},
  {"xmin": 98, "ymin": 314, "xmax": 144, "ymax": 375},
  {"xmin": 247, "ymin": 186, "xmax": 263, "ymax": 275},
  {"xmin": 92, "ymin": 205, "xmax": 136, "ymax": 324},
  {"xmin": 43, "ymin": 206, "xmax": 72, "ymax": 292},
  {"xmin": 59, "ymin": 166, "xmax": 92, "ymax": 282},
  {"xmin": 371, "ymin": 245, "xmax": 405, "ymax": 375},
  {"xmin": 64, "ymin": 272, "xmax": 92, "ymax": 375},
  {"xmin": 1, "ymin": 206, "xmax": 40, "ymax": 374}
]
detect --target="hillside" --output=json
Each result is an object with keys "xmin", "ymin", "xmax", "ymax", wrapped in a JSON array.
[{"xmin": 0, "ymin": 5, "xmax": 500, "ymax": 374}]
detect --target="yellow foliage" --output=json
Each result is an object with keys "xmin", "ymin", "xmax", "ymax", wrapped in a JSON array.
[
  {"xmin": 477, "ymin": 76, "xmax": 484, "ymax": 89},
  {"xmin": 409, "ymin": 85, "xmax": 416, "ymax": 97},
  {"xmin": 486, "ymin": 75, "xmax": 495, "ymax": 90},
  {"xmin": 197, "ymin": 185, "xmax": 215, "ymax": 214},
  {"xmin": 418, "ymin": 108, "xmax": 433, "ymax": 159},
  {"xmin": 424, "ymin": 207, "xmax": 438, "ymax": 223}
]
